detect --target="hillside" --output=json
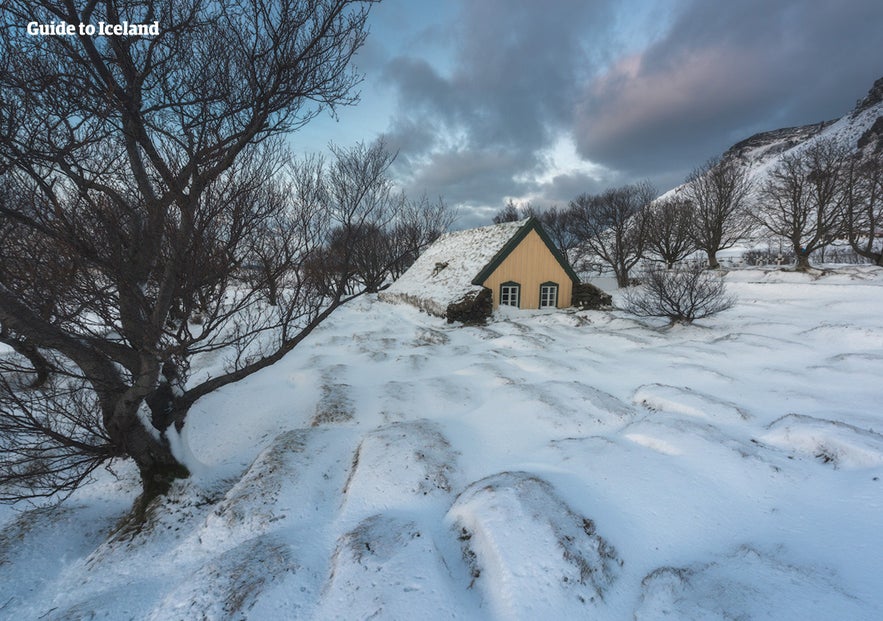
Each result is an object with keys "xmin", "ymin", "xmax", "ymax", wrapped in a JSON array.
[
  {"xmin": 663, "ymin": 76, "xmax": 883, "ymax": 201},
  {"xmin": 2, "ymin": 267, "xmax": 882, "ymax": 619}
]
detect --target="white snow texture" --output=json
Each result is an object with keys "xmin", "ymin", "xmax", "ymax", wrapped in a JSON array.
[{"xmin": 1, "ymin": 266, "xmax": 882, "ymax": 620}]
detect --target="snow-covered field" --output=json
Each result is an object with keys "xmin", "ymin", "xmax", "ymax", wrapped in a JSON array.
[{"xmin": 2, "ymin": 266, "xmax": 882, "ymax": 620}]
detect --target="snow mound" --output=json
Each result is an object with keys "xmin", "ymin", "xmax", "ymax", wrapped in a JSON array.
[
  {"xmin": 311, "ymin": 380, "xmax": 355, "ymax": 426},
  {"xmin": 633, "ymin": 383, "xmax": 750, "ymax": 423},
  {"xmin": 760, "ymin": 414, "xmax": 883, "ymax": 469},
  {"xmin": 446, "ymin": 471, "xmax": 622, "ymax": 619},
  {"xmin": 620, "ymin": 415, "xmax": 764, "ymax": 464},
  {"xmin": 0, "ymin": 503, "xmax": 122, "ymax": 614},
  {"xmin": 636, "ymin": 546, "xmax": 875, "ymax": 620},
  {"xmin": 196, "ymin": 427, "xmax": 356, "ymax": 552},
  {"xmin": 516, "ymin": 380, "xmax": 634, "ymax": 431},
  {"xmin": 147, "ymin": 535, "xmax": 296, "ymax": 621},
  {"xmin": 318, "ymin": 514, "xmax": 465, "ymax": 620},
  {"xmin": 340, "ymin": 420, "xmax": 460, "ymax": 521},
  {"xmin": 799, "ymin": 322, "xmax": 883, "ymax": 351}
]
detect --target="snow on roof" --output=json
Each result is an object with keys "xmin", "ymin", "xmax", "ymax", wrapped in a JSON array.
[{"xmin": 380, "ymin": 219, "xmax": 529, "ymax": 316}]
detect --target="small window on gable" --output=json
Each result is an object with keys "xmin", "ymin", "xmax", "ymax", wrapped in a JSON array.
[
  {"xmin": 539, "ymin": 282, "xmax": 558, "ymax": 308},
  {"xmin": 500, "ymin": 281, "xmax": 521, "ymax": 308}
]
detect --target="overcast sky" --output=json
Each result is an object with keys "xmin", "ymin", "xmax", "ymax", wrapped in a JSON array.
[{"xmin": 297, "ymin": 0, "xmax": 883, "ymax": 228}]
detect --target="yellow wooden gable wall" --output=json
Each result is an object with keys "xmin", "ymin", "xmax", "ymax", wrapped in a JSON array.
[{"xmin": 479, "ymin": 229, "xmax": 573, "ymax": 309}]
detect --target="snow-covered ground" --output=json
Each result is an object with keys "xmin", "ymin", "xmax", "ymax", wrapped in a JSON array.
[{"xmin": 2, "ymin": 266, "xmax": 882, "ymax": 620}]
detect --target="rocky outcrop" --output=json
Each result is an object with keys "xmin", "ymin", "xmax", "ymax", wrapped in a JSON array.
[
  {"xmin": 723, "ymin": 121, "xmax": 835, "ymax": 162},
  {"xmin": 571, "ymin": 282, "xmax": 612, "ymax": 310},
  {"xmin": 855, "ymin": 76, "xmax": 883, "ymax": 113},
  {"xmin": 445, "ymin": 287, "xmax": 492, "ymax": 324},
  {"xmin": 857, "ymin": 115, "xmax": 883, "ymax": 153},
  {"xmin": 854, "ymin": 77, "xmax": 883, "ymax": 154}
]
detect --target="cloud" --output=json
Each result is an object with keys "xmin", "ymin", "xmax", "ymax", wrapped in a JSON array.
[
  {"xmin": 573, "ymin": 0, "xmax": 883, "ymax": 179},
  {"xmin": 368, "ymin": 0, "xmax": 883, "ymax": 224},
  {"xmin": 380, "ymin": 0, "xmax": 615, "ymax": 213},
  {"xmin": 406, "ymin": 147, "xmax": 532, "ymax": 204}
]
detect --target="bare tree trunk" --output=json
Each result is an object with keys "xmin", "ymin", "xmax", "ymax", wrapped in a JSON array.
[
  {"xmin": 111, "ymin": 390, "xmax": 190, "ymax": 511},
  {"xmin": 706, "ymin": 250, "xmax": 720, "ymax": 269},
  {"xmin": 124, "ymin": 417, "xmax": 188, "ymax": 505},
  {"xmin": 795, "ymin": 250, "xmax": 812, "ymax": 271}
]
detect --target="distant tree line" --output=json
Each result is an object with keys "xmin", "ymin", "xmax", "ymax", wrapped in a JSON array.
[{"xmin": 494, "ymin": 139, "xmax": 883, "ymax": 286}]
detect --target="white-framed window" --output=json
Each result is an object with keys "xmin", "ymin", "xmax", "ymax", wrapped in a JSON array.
[
  {"xmin": 539, "ymin": 282, "xmax": 558, "ymax": 308},
  {"xmin": 500, "ymin": 282, "xmax": 521, "ymax": 307}
]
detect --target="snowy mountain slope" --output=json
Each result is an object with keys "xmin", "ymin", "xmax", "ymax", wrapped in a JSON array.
[
  {"xmin": 660, "ymin": 76, "xmax": 883, "ymax": 203},
  {"xmin": 1, "ymin": 266, "xmax": 883, "ymax": 619}
]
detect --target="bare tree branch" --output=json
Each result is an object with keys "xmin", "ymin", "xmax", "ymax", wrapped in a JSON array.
[
  {"xmin": 644, "ymin": 197, "xmax": 696, "ymax": 269},
  {"xmin": 570, "ymin": 182, "xmax": 655, "ymax": 287},
  {"xmin": 0, "ymin": 0, "xmax": 379, "ymax": 505}
]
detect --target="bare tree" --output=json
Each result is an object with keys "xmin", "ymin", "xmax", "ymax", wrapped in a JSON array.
[
  {"xmin": 387, "ymin": 195, "xmax": 454, "ymax": 279},
  {"xmin": 570, "ymin": 182, "xmax": 655, "ymax": 287},
  {"xmin": 0, "ymin": 185, "xmax": 60, "ymax": 388},
  {"xmin": 492, "ymin": 201, "xmax": 521, "ymax": 223},
  {"xmin": 643, "ymin": 197, "xmax": 696, "ymax": 269},
  {"xmin": 756, "ymin": 139, "xmax": 849, "ymax": 270},
  {"xmin": 311, "ymin": 141, "xmax": 405, "ymax": 294},
  {"xmin": 302, "ymin": 142, "xmax": 451, "ymax": 294},
  {"xmin": 623, "ymin": 264, "xmax": 735, "ymax": 324},
  {"xmin": 844, "ymin": 152, "xmax": 883, "ymax": 265},
  {"xmin": 537, "ymin": 205, "xmax": 581, "ymax": 256},
  {"xmin": 682, "ymin": 157, "xmax": 753, "ymax": 269},
  {"xmin": 492, "ymin": 201, "xmax": 580, "ymax": 256},
  {"xmin": 0, "ymin": 0, "xmax": 379, "ymax": 507},
  {"xmin": 492, "ymin": 199, "xmax": 537, "ymax": 224}
]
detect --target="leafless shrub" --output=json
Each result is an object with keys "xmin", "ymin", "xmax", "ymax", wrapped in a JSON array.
[{"xmin": 624, "ymin": 265, "xmax": 735, "ymax": 324}]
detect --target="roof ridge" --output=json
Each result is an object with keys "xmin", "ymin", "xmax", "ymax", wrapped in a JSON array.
[{"xmin": 471, "ymin": 218, "xmax": 578, "ymax": 285}]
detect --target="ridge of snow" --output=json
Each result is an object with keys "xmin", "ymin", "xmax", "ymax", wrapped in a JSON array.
[{"xmin": 2, "ymin": 266, "xmax": 882, "ymax": 619}]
